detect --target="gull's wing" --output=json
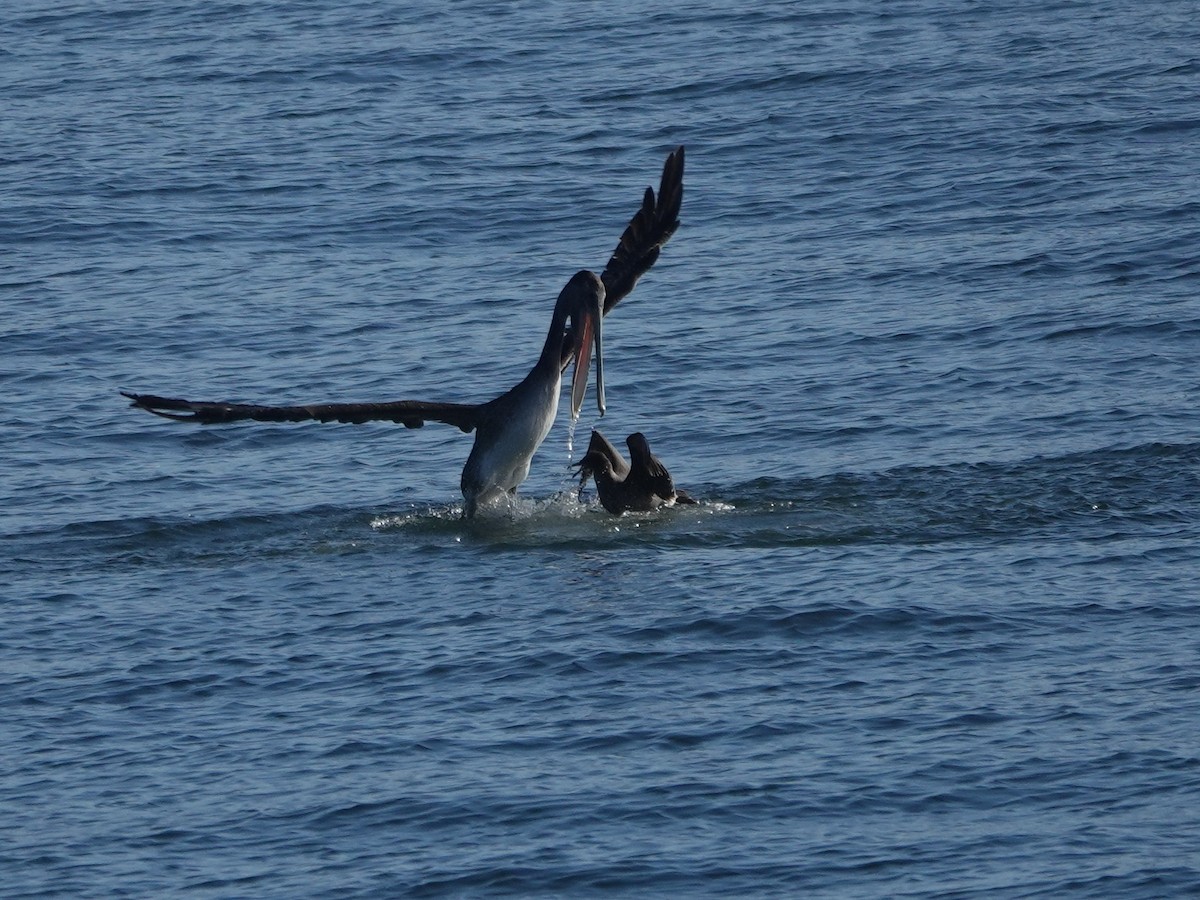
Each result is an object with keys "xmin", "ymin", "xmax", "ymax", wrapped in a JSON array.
[
  {"xmin": 599, "ymin": 145, "xmax": 684, "ymax": 315},
  {"xmin": 637, "ymin": 455, "xmax": 678, "ymax": 502},
  {"xmin": 585, "ymin": 429, "xmax": 630, "ymax": 476},
  {"xmin": 121, "ymin": 392, "xmax": 480, "ymax": 432},
  {"xmin": 625, "ymin": 434, "xmax": 679, "ymax": 502}
]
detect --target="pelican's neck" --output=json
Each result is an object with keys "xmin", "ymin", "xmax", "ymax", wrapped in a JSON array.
[{"xmin": 540, "ymin": 297, "xmax": 573, "ymax": 374}]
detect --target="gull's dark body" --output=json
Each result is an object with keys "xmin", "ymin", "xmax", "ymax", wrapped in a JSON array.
[
  {"xmin": 575, "ymin": 430, "xmax": 695, "ymax": 515},
  {"xmin": 124, "ymin": 148, "xmax": 684, "ymax": 517}
]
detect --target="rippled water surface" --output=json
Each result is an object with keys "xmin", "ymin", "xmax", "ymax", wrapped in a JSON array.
[{"xmin": 4, "ymin": 0, "xmax": 1200, "ymax": 895}]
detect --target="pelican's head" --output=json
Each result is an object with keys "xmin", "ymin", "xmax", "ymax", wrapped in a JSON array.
[{"xmin": 559, "ymin": 270, "xmax": 605, "ymax": 419}]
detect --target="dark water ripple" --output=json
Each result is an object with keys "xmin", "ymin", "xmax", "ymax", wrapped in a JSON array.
[{"xmin": 5, "ymin": 0, "xmax": 1200, "ymax": 895}]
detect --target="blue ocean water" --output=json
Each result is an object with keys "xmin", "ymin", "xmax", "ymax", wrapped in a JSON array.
[{"xmin": 4, "ymin": 0, "xmax": 1200, "ymax": 895}]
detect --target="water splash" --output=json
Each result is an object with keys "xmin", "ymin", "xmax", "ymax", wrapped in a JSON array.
[{"xmin": 565, "ymin": 413, "xmax": 579, "ymax": 460}]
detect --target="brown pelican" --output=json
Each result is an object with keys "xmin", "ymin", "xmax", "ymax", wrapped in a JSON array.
[
  {"xmin": 123, "ymin": 147, "xmax": 684, "ymax": 518},
  {"xmin": 575, "ymin": 429, "xmax": 695, "ymax": 515}
]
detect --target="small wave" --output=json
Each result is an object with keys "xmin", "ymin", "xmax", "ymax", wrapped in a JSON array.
[
  {"xmin": 5, "ymin": 505, "xmax": 377, "ymax": 573},
  {"xmin": 10, "ymin": 441, "xmax": 1196, "ymax": 570},
  {"xmin": 710, "ymin": 439, "xmax": 1200, "ymax": 548},
  {"xmin": 1040, "ymin": 317, "xmax": 1200, "ymax": 342}
]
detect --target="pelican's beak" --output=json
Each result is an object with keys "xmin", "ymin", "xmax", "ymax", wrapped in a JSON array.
[{"xmin": 569, "ymin": 293, "xmax": 605, "ymax": 419}]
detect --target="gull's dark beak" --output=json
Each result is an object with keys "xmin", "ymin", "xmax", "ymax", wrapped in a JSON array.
[{"xmin": 569, "ymin": 289, "xmax": 605, "ymax": 419}]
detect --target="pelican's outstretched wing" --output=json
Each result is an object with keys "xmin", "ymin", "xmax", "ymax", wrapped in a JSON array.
[
  {"xmin": 121, "ymin": 392, "xmax": 480, "ymax": 432},
  {"xmin": 599, "ymin": 145, "xmax": 684, "ymax": 315},
  {"xmin": 124, "ymin": 149, "xmax": 683, "ymax": 435}
]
